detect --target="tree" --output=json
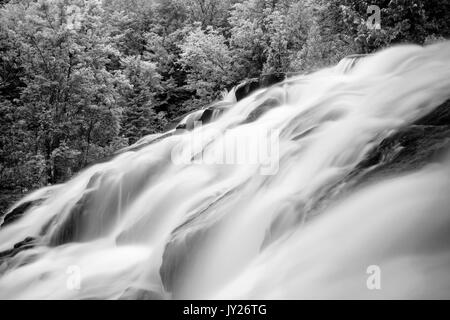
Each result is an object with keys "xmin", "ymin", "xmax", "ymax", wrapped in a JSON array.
[
  {"xmin": 175, "ymin": 0, "xmax": 235, "ymax": 29},
  {"xmin": 1, "ymin": 0, "xmax": 449, "ymax": 214},
  {"xmin": 229, "ymin": 0, "xmax": 311, "ymax": 75},
  {"xmin": 120, "ymin": 56, "xmax": 167, "ymax": 144},
  {"xmin": 0, "ymin": 0, "xmax": 128, "ymax": 184},
  {"xmin": 336, "ymin": 0, "xmax": 450, "ymax": 53},
  {"xmin": 179, "ymin": 24, "xmax": 241, "ymax": 110}
]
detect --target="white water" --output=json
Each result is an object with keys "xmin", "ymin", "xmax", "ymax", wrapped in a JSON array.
[{"xmin": 0, "ymin": 42, "xmax": 449, "ymax": 299}]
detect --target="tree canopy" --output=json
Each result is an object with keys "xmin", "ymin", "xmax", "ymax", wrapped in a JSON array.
[{"xmin": 1, "ymin": 0, "xmax": 448, "ymax": 212}]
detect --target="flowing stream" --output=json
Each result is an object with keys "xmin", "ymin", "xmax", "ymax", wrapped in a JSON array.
[{"xmin": 0, "ymin": 42, "xmax": 449, "ymax": 299}]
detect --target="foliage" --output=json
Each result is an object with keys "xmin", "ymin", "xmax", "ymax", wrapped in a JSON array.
[
  {"xmin": 0, "ymin": 0, "xmax": 448, "ymax": 212},
  {"xmin": 178, "ymin": 24, "xmax": 241, "ymax": 110}
]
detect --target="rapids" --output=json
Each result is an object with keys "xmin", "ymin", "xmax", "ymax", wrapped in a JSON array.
[{"xmin": 0, "ymin": 42, "xmax": 449, "ymax": 299}]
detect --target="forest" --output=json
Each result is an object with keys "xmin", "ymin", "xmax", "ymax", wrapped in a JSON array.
[{"xmin": 0, "ymin": 0, "xmax": 449, "ymax": 213}]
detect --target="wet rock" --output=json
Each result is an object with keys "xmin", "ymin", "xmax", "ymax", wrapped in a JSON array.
[
  {"xmin": 309, "ymin": 99, "xmax": 450, "ymax": 216},
  {"xmin": 160, "ymin": 228, "xmax": 209, "ymax": 295},
  {"xmin": 0, "ymin": 237, "xmax": 36, "ymax": 266},
  {"xmin": 356, "ymin": 99, "xmax": 450, "ymax": 178},
  {"xmin": 235, "ymin": 78, "xmax": 260, "ymax": 101},
  {"xmin": 49, "ymin": 190, "xmax": 96, "ymax": 246},
  {"xmin": 259, "ymin": 73, "xmax": 286, "ymax": 87},
  {"xmin": 161, "ymin": 73, "xmax": 287, "ymax": 135},
  {"xmin": 1, "ymin": 199, "xmax": 43, "ymax": 228},
  {"xmin": 235, "ymin": 73, "xmax": 286, "ymax": 102},
  {"xmin": 159, "ymin": 186, "xmax": 243, "ymax": 295},
  {"xmin": 243, "ymin": 98, "xmax": 280, "ymax": 124}
]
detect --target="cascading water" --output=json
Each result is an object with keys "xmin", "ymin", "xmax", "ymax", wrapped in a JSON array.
[{"xmin": 0, "ymin": 42, "xmax": 449, "ymax": 299}]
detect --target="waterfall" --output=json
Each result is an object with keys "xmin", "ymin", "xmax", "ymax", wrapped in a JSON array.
[
  {"xmin": 334, "ymin": 54, "xmax": 368, "ymax": 74},
  {"xmin": 0, "ymin": 42, "xmax": 449, "ymax": 299}
]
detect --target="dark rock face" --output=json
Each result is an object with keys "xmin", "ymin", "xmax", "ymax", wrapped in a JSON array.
[
  {"xmin": 413, "ymin": 100, "xmax": 450, "ymax": 126},
  {"xmin": 1, "ymin": 187, "xmax": 55, "ymax": 229},
  {"xmin": 172, "ymin": 105, "xmax": 229, "ymax": 132},
  {"xmin": 49, "ymin": 190, "xmax": 96, "ymax": 246},
  {"xmin": 355, "ymin": 99, "xmax": 450, "ymax": 181},
  {"xmin": 159, "ymin": 184, "xmax": 244, "ymax": 296},
  {"xmin": 235, "ymin": 78, "xmax": 260, "ymax": 101},
  {"xmin": 356, "ymin": 125, "xmax": 450, "ymax": 178},
  {"xmin": 259, "ymin": 73, "xmax": 287, "ymax": 87},
  {"xmin": 243, "ymin": 97, "xmax": 280, "ymax": 124},
  {"xmin": 0, "ymin": 237, "xmax": 36, "ymax": 259},
  {"xmin": 235, "ymin": 73, "xmax": 286, "ymax": 102},
  {"xmin": 169, "ymin": 73, "xmax": 288, "ymax": 132},
  {"xmin": 143, "ymin": 73, "xmax": 288, "ymax": 142},
  {"xmin": 1, "ymin": 200, "xmax": 40, "ymax": 228},
  {"xmin": 0, "ymin": 192, "xmax": 54, "ymax": 271},
  {"xmin": 0, "ymin": 237, "xmax": 36, "ymax": 270},
  {"xmin": 311, "ymin": 99, "xmax": 450, "ymax": 216},
  {"xmin": 160, "ymin": 228, "xmax": 209, "ymax": 295}
]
